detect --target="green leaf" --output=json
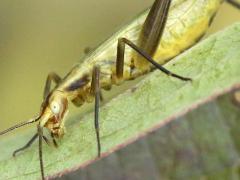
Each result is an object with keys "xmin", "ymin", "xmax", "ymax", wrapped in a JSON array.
[
  {"xmin": 69, "ymin": 93, "xmax": 240, "ymax": 180},
  {"xmin": 0, "ymin": 22, "xmax": 240, "ymax": 180}
]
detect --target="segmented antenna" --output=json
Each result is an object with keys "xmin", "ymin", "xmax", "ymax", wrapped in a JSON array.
[{"xmin": 0, "ymin": 116, "xmax": 40, "ymax": 135}]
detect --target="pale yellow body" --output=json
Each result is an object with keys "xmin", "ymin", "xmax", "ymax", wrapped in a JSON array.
[{"xmin": 56, "ymin": 0, "xmax": 223, "ymax": 107}]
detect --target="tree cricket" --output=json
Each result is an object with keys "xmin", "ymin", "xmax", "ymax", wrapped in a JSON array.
[{"xmin": 0, "ymin": 0, "xmax": 239, "ymax": 179}]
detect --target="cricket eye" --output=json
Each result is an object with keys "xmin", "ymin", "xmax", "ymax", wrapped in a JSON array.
[{"xmin": 50, "ymin": 101, "xmax": 61, "ymax": 114}]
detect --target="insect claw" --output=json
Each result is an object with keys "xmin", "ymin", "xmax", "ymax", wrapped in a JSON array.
[
  {"xmin": 12, "ymin": 151, "xmax": 18, "ymax": 157},
  {"xmin": 12, "ymin": 150, "xmax": 21, "ymax": 157},
  {"xmin": 181, "ymin": 77, "xmax": 192, "ymax": 82},
  {"xmin": 168, "ymin": 72, "xmax": 192, "ymax": 82}
]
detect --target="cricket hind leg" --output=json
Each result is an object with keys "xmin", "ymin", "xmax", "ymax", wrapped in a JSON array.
[
  {"xmin": 90, "ymin": 66, "xmax": 101, "ymax": 157},
  {"xmin": 137, "ymin": 0, "xmax": 171, "ymax": 57},
  {"xmin": 43, "ymin": 72, "xmax": 62, "ymax": 99},
  {"xmin": 116, "ymin": 38, "xmax": 192, "ymax": 81},
  {"xmin": 227, "ymin": 0, "xmax": 240, "ymax": 9},
  {"xmin": 116, "ymin": 0, "xmax": 191, "ymax": 81}
]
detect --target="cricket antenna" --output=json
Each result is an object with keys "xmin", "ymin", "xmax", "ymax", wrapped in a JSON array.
[{"xmin": 0, "ymin": 116, "xmax": 40, "ymax": 135}]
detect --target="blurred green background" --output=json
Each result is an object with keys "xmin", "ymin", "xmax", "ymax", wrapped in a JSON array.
[{"xmin": 0, "ymin": 0, "xmax": 239, "ymax": 131}]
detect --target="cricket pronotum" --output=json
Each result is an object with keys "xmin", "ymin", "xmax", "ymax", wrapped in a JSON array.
[{"xmin": 0, "ymin": 0, "xmax": 239, "ymax": 179}]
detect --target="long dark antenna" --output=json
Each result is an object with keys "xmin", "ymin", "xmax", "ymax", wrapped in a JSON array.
[{"xmin": 0, "ymin": 116, "xmax": 40, "ymax": 135}]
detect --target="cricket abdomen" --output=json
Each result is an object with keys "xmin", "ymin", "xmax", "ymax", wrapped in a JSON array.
[{"xmin": 152, "ymin": 0, "xmax": 223, "ymax": 64}]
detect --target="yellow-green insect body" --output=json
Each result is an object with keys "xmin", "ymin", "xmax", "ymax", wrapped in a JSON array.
[{"xmin": 58, "ymin": 0, "xmax": 223, "ymax": 109}]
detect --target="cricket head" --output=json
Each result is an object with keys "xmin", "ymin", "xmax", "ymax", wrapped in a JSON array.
[
  {"xmin": 0, "ymin": 90, "xmax": 69, "ymax": 138},
  {"xmin": 39, "ymin": 90, "xmax": 69, "ymax": 138}
]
